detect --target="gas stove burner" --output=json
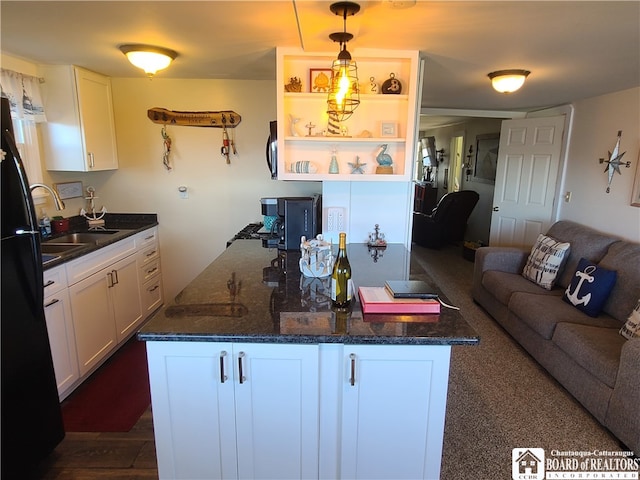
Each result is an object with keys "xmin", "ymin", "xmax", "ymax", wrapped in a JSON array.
[
  {"xmin": 235, "ymin": 223, "xmax": 264, "ymax": 239},
  {"xmin": 227, "ymin": 223, "xmax": 270, "ymax": 247}
]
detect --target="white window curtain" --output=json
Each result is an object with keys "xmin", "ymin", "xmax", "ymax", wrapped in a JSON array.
[
  {"xmin": 1, "ymin": 68, "xmax": 46, "ymax": 201},
  {"xmin": 0, "ymin": 68, "xmax": 47, "ymax": 122}
]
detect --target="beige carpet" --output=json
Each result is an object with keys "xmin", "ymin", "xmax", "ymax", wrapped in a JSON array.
[{"xmin": 409, "ymin": 243, "xmax": 621, "ymax": 479}]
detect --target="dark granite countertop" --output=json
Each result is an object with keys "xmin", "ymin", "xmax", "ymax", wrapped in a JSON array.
[
  {"xmin": 138, "ymin": 240, "xmax": 479, "ymax": 346},
  {"xmin": 42, "ymin": 213, "xmax": 158, "ymax": 270}
]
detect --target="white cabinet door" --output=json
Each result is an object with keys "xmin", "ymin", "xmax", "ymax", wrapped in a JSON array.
[
  {"xmin": 74, "ymin": 67, "xmax": 118, "ymax": 171},
  {"xmin": 340, "ymin": 345, "xmax": 451, "ymax": 480},
  {"xmin": 68, "ymin": 268, "xmax": 117, "ymax": 376},
  {"xmin": 234, "ymin": 343, "xmax": 319, "ymax": 480},
  {"xmin": 147, "ymin": 342, "xmax": 238, "ymax": 480},
  {"xmin": 111, "ymin": 254, "xmax": 143, "ymax": 342},
  {"xmin": 147, "ymin": 341, "xmax": 320, "ymax": 480},
  {"xmin": 44, "ymin": 287, "xmax": 79, "ymax": 399},
  {"xmin": 39, "ymin": 65, "xmax": 118, "ymax": 171}
]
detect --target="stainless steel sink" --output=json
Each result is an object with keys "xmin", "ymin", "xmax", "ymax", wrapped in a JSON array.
[
  {"xmin": 41, "ymin": 242, "xmax": 91, "ymax": 255},
  {"xmin": 42, "ymin": 253, "xmax": 60, "ymax": 265},
  {"xmin": 47, "ymin": 230, "xmax": 120, "ymax": 244}
]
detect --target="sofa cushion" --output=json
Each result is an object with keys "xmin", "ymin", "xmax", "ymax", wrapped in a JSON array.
[
  {"xmin": 482, "ymin": 270, "xmax": 562, "ymax": 306},
  {"xmin": 552, "ymin": 323, "xmax": 624, "ymax": 388},
  {"xmin": 509, "ymin": 292, "xmax": 621, "ymax": 340},
  {"xmin": 521, "ymin": 234, "xmax": 570, "ymax": 290},
  {"xmin": 598, "ymin": 241, "xmax": 640, "ymax": 322},
  {"xmin": 546, "ymin": 221, "xmax": 619, "ymax": 289},
  {"xmin": 620, "ymin": 299, "xmax": 640, "ymax": 340},
  {"xmin": 563, "ymin": 258, "xmax": 617, "ymax": 317}
]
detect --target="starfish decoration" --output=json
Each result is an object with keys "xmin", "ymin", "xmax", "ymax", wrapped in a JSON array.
[
  {"xmin": 599, "ymin": 130, "xmax": 630, "ymax": 193},
  {"xmin": 348, "ymin": 155, "xmax": 367, "ymax": 174}
]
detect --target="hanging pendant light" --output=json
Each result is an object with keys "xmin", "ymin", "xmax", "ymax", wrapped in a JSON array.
[{"xmin": 327, "ymin": 2, "xmax": 360, "ymax": 122}]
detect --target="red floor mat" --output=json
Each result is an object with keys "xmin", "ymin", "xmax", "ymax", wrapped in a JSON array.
[{"xmin": 61, "ymin": 339, "xmax": 151, "ymax": 432}]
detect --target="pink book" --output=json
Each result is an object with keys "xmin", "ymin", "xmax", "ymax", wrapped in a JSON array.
[{"xmin": 358, "ymin": 286, "xmax": 440, "ymax": 315}]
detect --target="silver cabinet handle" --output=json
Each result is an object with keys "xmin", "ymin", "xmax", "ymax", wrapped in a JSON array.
[
  {"xmin": 349, "ymin": 353, "xmax": 356, "ymax": 386},
  {"xmin": 107, "ymin": 271, "xmax": 114, "ymax": 288},
  {"xmin": 220, "ymin": 351, "xmax": 228, "ymax": 383},
  {"xmin": 44, "ymin": 298, "xmax": 60, "ymax": 308},
  {"xmin": 111, "ymin": 269, "xmax": 119, "ymax": 285},
  {"xmin": 238, "ymin": 351, "xmax": 246, "ymax": 384},
  {"xmin": 88, "ymin": 152, "xmax": 95, "ymax": 168}
]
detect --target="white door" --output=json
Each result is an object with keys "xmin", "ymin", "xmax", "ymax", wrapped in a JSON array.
[
  {"xmin": 448, "ymin": 134, "xmax": 464, "ymax": 193},
  {"xmin": 489, "ymin": 115, "xmax": 565, "ymax": 247},
  {"xmin": 234, "ymin": 343, "xmax": 319, "ymax": 480},
  {"xmin": 341, "ymin": 345, "xmax": 451, "ymax": 480}
]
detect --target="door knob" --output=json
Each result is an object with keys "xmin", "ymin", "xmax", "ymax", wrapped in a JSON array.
[{"xmin": 493, "ymin": 206, "xmax": 499, "ymax": 211}]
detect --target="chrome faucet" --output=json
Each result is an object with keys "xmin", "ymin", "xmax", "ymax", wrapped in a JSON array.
[{"xmin": 30, "ymin": 183, "xmax": 66, "ymax": 210}]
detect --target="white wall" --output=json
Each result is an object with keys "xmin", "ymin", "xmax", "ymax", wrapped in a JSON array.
[
  {"xmin": 43, "ymin": 78, "xmax": 320, "ymax": 299},
  {"xmin": 559, "ymin": 87, "xmax": 640, "ymax": 242},
  {"xmin": 322, "ymin": 181, "xmax": 413, "ymax": 246}
]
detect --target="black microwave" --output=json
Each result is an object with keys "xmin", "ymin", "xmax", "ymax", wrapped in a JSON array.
[{"xmin": 266, "ymin": 120, "xmax": 277, "ymax": 179}]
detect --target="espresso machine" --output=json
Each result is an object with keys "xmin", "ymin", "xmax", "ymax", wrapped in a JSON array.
[{"xmin": 261, "ymin": 195, "xmax": 322, "ymax": 250}]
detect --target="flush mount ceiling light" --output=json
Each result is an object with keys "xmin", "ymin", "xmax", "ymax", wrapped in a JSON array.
[
  {"xmin": 488, "ymin": 69, "xmax": 531, "ymax": 93},
  {"xmin": 119, "ymin": 44, "xmax": 178, "ymax": 77},
  {"xmin": 327, "ymin": 1, "xmax": 361, "ymax": 122}
]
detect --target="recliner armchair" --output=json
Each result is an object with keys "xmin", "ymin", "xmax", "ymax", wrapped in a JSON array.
[{"xmin": 412, "ymin": 190, "xmax": 479, "ymax": 248}]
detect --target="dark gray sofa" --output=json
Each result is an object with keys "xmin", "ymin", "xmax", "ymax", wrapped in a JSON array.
[{"xmin": 472, "ymin": 221, "xmax": 639, "ymax": 453}]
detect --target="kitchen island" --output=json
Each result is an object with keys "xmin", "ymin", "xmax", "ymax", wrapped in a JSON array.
[{"xmin": 139, "ymin": 240, "xmax": 479, "ymax": 480}]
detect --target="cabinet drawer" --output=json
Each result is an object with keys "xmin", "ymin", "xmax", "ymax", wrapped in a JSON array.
[
  {"xmin": 136, "ymin": 227, "xmax": 158, "ymax": 249},
  {"xmin": 140, "ymin": 258, "xmax": 161, "ymax": 283},
  {"xmin": 139, "ymin": 243, "xmax": 160, "ymax": 265},
  {"xmin": 44, "ymin": 265, "xmax": 68, "ymax": 296},
  {"xmin": 66, "ymin": 237, "xmax": 136, "ymax": 285},
  {"xmin": 142, "ymin": 276, "xmax": 163, "ymax": 316}
]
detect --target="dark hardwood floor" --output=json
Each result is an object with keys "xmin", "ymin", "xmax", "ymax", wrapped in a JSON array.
[{"xmin": 38, "ymin": 407, "xmax": 157, "ymax": 479}]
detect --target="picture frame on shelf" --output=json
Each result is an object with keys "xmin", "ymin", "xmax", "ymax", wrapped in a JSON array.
[
  {"xmin": 473, "ymin": 133, "xmax": 500, "ymax": 184},
  {"xmin": 309, "ymin": 68, "xmax": 332, "ymax": 93},
  {"xmin": 380, "ymin": 122, "xmax": 397, "ymax": 138}
]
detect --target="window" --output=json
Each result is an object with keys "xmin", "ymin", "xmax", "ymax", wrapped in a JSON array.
[
  {"xmin": 1, "ymin": 68, "xmax": 46, "ymax": 202},
  {"xmin": 12, "ymin": 117, "xmax": 44, "ymax": 187}
]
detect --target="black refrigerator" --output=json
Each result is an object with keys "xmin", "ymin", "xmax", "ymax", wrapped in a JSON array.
[{"xmin": 1, "ymin": 96, "xmax": 65, "ymax": 477}]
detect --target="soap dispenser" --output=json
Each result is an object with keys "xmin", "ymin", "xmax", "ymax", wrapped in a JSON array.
[{"xmin": 40, "ymin": 211, "xmax": 51, "ymax": 237}]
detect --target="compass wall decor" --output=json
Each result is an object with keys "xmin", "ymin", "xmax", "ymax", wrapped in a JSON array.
[{"xmin": 599, "ymin": 130, "xmax": 631, "ymax": 193}]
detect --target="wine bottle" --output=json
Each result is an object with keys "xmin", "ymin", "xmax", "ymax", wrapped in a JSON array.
[{"xmin": 331, "ymin": 232, "xmax": 352, "ymax": 308}]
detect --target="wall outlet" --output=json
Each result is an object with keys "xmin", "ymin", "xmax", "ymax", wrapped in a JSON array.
[{"xmin": 327, "ymin": 207, "xmax": 345, "ymax": 232}]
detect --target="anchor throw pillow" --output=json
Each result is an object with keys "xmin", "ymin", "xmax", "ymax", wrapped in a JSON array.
[
  {"xmin": 563, "ymin": 258, "xmax": 617, "ymax": 317},
  {"xmin": 620, "ymin": 299, "xmax": 640, "ymax": 340},
  {"xmin": 522, "ymin": 234, "xmax": 571, "ymax": 290}
]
